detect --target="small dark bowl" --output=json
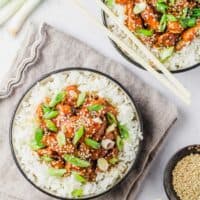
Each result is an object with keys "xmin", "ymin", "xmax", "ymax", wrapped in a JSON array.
[
  {"xmin": 101, "ymin": 1, "xmax": 200, "ymax": 73},
  {"xmin": 163, "ymin": 144, "xmax": 200, "ymax": 200},
  {"xmin": 10, "ymin": 67, "xmax": 144, "ymax": 200}
]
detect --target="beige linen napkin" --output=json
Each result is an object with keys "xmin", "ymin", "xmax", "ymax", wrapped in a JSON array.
[{"xmin": 0, "ymin": 23, "xmax": 177, "ymax": 200}]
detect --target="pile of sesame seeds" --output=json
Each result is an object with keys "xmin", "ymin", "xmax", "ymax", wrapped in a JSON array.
[{"xmin": 172, "ymin": 153, "xmax": 200, "ymax": 200}]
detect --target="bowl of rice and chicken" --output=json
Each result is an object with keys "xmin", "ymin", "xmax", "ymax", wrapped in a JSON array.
[
  {"xmin": 10, "ymin": 68, "xmax": 143, "ymax": 199},
  {"xmin": 103, "ymin": 0, "xmax": 200, "ymax": 72}
]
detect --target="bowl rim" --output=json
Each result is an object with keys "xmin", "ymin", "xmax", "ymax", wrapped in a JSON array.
[
  {"xmin": 163, "ymin": 144, "xmax": 200, "ymax": 200},
  {"xmin": 101, "ymin": 4, "xmax": 200, "ymax": 74},
  {"xmin": 9, "ymin": 67, "xmax": 144, "ymax": 200}
]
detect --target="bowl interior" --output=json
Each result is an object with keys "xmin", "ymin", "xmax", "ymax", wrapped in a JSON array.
[
  {"xmin": 10, "ymin": 68, "xmax": 143, "ymax": 200},
  {"xmin": 163, "ymin": 145, "xmax": 200, "ymax": 200}
]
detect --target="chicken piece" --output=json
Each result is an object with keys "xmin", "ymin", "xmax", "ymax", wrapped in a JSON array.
[
  {"xmin": 51, "ymin": 159, "xmax": 65, "ymax": 169},
  {"xmin": 57, "ymin": 104, "xmax": 71, "ymax": 115},
  {"xmin": 141, "ymin": 5, "xmax": 159, "ymax": 31},
  {"xmin": 37, "ymin": 147, "xmax": 53, "ymax": 157},
  {"xmin": 156, "ymin": 32, "xmax": 178, "ymax": 47},
  {"xmin": 176, "ymin": 22, "xmax": 200, "ymax": 50},
  {"xmin": 167, "ymin": 21, "xmax": 184, "ymax": 34},
  {"xmin": 125, "ymin": 0, "xmax": 143, "ymax": 31},
  {"xmin": 116, "ymin": 0, "xmax": 129, "ymax": 4}
]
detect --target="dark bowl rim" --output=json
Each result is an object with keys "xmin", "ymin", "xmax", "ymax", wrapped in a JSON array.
[
  {"xmin": 9, "ymin": 67, "xmax": 144, "ymax": 200},
  {"xmin": 163, "ymin": 144, "xmax": 200, "ymax": 200},
  {"xmin": 101, "ymin": 4, "xmax": 200, "ymax": 74}
]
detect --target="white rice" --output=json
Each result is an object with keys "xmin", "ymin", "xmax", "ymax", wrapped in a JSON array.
[
  {"xmin": 12, "ymin": 70, "xmax": 143, "ymax": 198},
  {"xmin": 106, "ymin": 3, "xmax": 200, "ymax": 71}
]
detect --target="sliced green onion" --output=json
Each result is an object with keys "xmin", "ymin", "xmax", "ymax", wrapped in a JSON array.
[
  {"xmin": 35, "ymin": 128, "xmax": 44, "ymax": 143},
  {"xmin": 73, "ymin": 172, "xmax": 87, "ymax": 184},
  {"xmin": 136, "ymin": 28, "xmax": 154, "ymax": 37},
  {"xmin": 159, "ymin": 14, "xmax": 168, "ymax": 32},
  {"xmin": 105, "ymin": 0, "xmax": 113, "ymax": 8},
  {"xmin": 30, "ymin": 140, "xmax": 44, "ymax": 150},
  {"xmin": 64, "ymin": 155, "xmax": 90, "ymax": 168},
  {"xmin": 85, "ymin": 138, "xmax": 100, "ymax": 149},
  {"xmin": 118, "ymin": 124, "xmax": 129, "ymax": 139},
  {"xmin": 57, "ymin": 132, "xmax": 66, "ymax": 147},
  {"xmin": 30, "ymin": 128, "xmax": 45, "ymax": 150},
  {"xmin": 71, "ymin": 189, "xmax": 83, "ymax": 198},
  {"xmin": 156, "ymin": 0, "xmax": 168, "ymax": 13},
  {"xmin": 48, "ymin": 168, "xmax": 66, "ymax": 177},
  {"xmin": 42, "ymin": 104, "xmax": 51, "ymax": 114},
  {"xmin": 45, "ymin": 119, "xmax": 57, "ymax": 132},
  {"xmin": 87, "ymin": 104, "xmax": 104, "ymax": 112},
  {"xmin": 49, "ymin": 91, "xmax": 66, "ymax": 107},
  {"xmin": 180, "ymin": 17, "xmax": 196, "ymax": 28},
  {"xmin": 41, "ymin": 155, "xmax": 53, "ymax": 162},
  {"xmin": 73, "ymin": 126, "xmax": 84, "ymax": 145},
  {"xmin": 191, "ymin": 8, "xmax": 200, "ymax": 18},
  {"xmin": 43, "ymin": 110, "xmax": 58, "ymax": 119},
  {"xmin": 169, "ymin": 0, "xmax": 175, "ymax": 5},
  {"xmin": 77, "ymin": 92, "xmax": 86, "ymax": 107},
  {"xmin": 109, "ymin": 157, "xmax": 118, "ymax": 165},
  {"xmin": 160, "ymin": 47, "xmax": 174, "ymax": 62},
  {"xmin": 106, "ymin": 112, "xmax": 117, "ymax": 125},
  {"xmin": 182, "ymin": 7, "xmax": 188, "ymax": 18},
  {"xmin": 133, "ymin": 2, "xmax": 146, "ymax": 14},
  {"xmin": 116, "ymin": 136, "xmax": 123, "ymax": 151},
  {"xmin": 167, "ymin": 14, "xmax": 177, "ymax": 22}
]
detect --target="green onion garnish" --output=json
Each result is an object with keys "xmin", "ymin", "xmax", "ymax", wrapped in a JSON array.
[
  {"xmin": 73, "ymin": 172, "xmax": 87, "ymax": 184},
  {"xmin": 87, "ymin": 104, "xmax": 104, "ymax": 112},
  {"xmin": 49, "ymin": 91, "xmax": 66, "ymax": 107},
  {"xmin": 71, "ymin": 189, "xmax": 83, "ymax": 198},
  {"xmin": 56, "ymin": 131, "xmax": 66, "ymax": 147},
  {"xmin": 136, "ymin": 28, "xmax": 154, "ymax": 37},
  {"xmin": 45, "ymin": 119, "xmax": 58, "ymax": 132},
  {"xmin": 85, "ymin": 138, "xmax": 100, "ymax": 149},
  {"xmin": 64, "ymin": 155, "xmax": 90, "ymax": 168},
  {"xmin": 48, "ymin": 168, "xmax": 66, "ymax": 177},
  {"xmin": 116, "ymin": 136, "xmax": 123, "ymax": 151},
  {"xmin": 43, "ymin": 110, "xmax": 59, "ymax": 119},
  {"xmin": 73, "ymin": 126, "xmax": 84, "ymax": 145},
  {"xmin": 106, "ymin": 112, "xmax": 117, "ymax": 125},
  {"xmin": 77, "ymin": 92, "xmax": 86, "ymax": 107},
  {"xmin": 118, "ymin": 123, "xmax": 129, "ymax": 139}
]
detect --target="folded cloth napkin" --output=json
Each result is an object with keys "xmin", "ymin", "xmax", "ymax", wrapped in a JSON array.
[{"xmin": 0, "ymin": 23, "xmax": 178, "ymax": 200}]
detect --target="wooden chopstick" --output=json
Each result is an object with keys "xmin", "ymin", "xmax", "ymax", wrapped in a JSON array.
[
  {"xmin": 71, "ymin": 0, "xmax": 190, "ymax": 105},
  {"xmin": 95, "ymin": 0, "xmax": 190, "ymax": 99}
]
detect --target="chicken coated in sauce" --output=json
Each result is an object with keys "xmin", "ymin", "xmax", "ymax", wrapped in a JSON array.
[
  {"xmin": 31, "ymin": 85, "xmax": 127, "ymax": 182},
  {"xmin": 114, "ymin": 0, "xmax": 200, "ymax": 52}
]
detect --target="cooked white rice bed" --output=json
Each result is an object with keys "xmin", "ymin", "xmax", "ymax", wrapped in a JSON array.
[
  {"xmin": 12, "ymin": 70, "xmax": 142, "ymax": 198},
  {"xmin": 106, "ymin": 3, "xmax": 200, "ymax": 71}
]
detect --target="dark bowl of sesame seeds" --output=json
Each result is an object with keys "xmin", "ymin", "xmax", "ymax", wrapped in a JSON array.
[{"xmin": 164, "ymin": 144, "xmax": 200, "ymax": 200}]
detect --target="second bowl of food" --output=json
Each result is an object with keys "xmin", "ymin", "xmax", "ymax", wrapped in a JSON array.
[
  {"xmin": 10, "ymin": 68, "xmax": 143, "ymax": 199},
  {"xmin": 103, "ymin": 0, "xmax": 200, "ymax": 72}
]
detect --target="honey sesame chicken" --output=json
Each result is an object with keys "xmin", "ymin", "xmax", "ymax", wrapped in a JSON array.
[
  {"xmin": 32, "ymin": 85, "xmax": 124, "ymax": 181},
  {"xmin": 114, "ymin": 0, "xmax": 200, "ymax": 51}
]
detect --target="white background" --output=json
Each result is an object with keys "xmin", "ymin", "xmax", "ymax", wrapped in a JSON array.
[{"xmin": 0, "ymin": 0, "xmax": 199, "ymax": 199}]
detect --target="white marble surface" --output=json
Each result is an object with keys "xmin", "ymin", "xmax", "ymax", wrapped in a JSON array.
[{"xmin": 0, "ymin": 0, "xmax": 200, "ymax": 200}]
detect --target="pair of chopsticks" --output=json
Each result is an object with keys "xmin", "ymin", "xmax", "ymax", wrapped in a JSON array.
[
  {"xmin": 71, "ymin": 0, "xmax": 191, "ymax": 105},
  {"xmin": 0, "ymin": 0, "xmax": 44, "ymax": 36}
]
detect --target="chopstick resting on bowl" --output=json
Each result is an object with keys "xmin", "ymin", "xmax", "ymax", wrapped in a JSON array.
[{"xmin": 71, "ymin": 0, "xmax": 191, "ymax": 105}]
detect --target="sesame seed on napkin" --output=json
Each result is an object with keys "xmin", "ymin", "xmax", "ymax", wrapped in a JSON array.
[{"xmin": 0, "ymin": 23, "xmax": 177, "ymax": 200}]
